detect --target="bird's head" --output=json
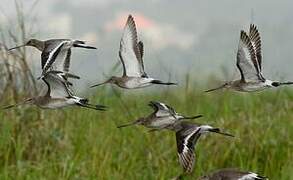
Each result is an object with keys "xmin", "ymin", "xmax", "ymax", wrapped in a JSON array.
[
  {"xmin": 200, "ymin": 125, "xmax": 234, "ymax": 137},
  {"xmin": 9, "ymin": 39, "xmax": 43, "ymax": 51},
  {"xmin": 108, "ymin": 76, "xmax": 119, "ymax": 84},
  {"xmin": 26, "ymin": 39, "xmax": 44, "ymax": 51},
  {"xmin": 223, "ymin": 82, "xmax": 232, "ymax": 88},
  {"xmin": 26, "ymin": 39, "xmax": 37, "ymax": 46}
]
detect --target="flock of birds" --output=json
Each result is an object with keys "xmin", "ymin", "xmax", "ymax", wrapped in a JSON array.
[{"xmin": 3, "ymin": 14, "xmax": 293, "ymax": 179}]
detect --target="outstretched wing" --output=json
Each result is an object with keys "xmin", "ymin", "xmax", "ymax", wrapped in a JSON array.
[
  {"xmin": 119, "ymin": 15, "xmax": 146, "ymax": 77},
  {"xmin": 42, "ymin": 72, "xmax": 72, "ymax": 98},
  {"xmin": 41, "ymin": 40, "xmax": 70, "ymax": 74},
  {"xmin": 236, "ymin": 31, "xmax": 263, "ymax": 82},
  {"xmin": 149, "ymin": 101, "xmax": 176, "ymax": 117},
  {"xmin": 249, "ymin": 24, "xmax": 262, "ymax": 71},
  {"xmin": 176, "ymin": 124, "xmax": 201, "ymax": 174}
]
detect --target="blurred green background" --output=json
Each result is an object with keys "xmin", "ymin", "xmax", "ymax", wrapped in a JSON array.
[
  {"xmin": 0, "ymin": 0, "xmax": 292, "ymax": 179},
  {"xmin": 1, "ymin": 87, "xmax": 292, "ymax": 179}
]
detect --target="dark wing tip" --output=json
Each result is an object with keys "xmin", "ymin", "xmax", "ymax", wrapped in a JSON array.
[
  {"xmin": 138, "ymin": 41, "xmax": 144, "ymax": 58},
  {"xmin": 127, "ymin": 14, "xmax": 134, "ymax": 20},
  {"xmin": 249, "ymin": 24, "xmax": 261, "ymax": 41},
  {"xmin": 126, "ymin": 14, "xmax": 136, "ymax": 28},
  {"xmin": 240, "ymin": 30, "xmax": 254, "ymax": 50},
  {"xmin": 250, "ymin": 24, "xmax": 257, "ymax": 31},
  {"xmin": 148, "ymin": 101, "xmax": 155, "ymax": 107},
  {"xmin": 149, "ymin": 100, "xmax": 156, "ymax": 104},
  {"xmin": 178, "ymin": 151, "xmax": 195, "ymax": 174},
  {"xmin": 148, "ymin": 101, "xmax": 159, "ymax": 107},
  {"xmin": 138, "ymin": 41, "xmax": 143, "ymax": 46},
  {"xmin": 240, "ymin": 30, "xmax": 249, "ymax": 41},
  {"xmin": 249, "ymin": 24, "xmax": 259, "ymax": 35}
]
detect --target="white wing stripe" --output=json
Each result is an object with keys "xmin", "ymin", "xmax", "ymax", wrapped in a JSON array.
[
  {"xmin": 43, "ymin": 41, "xmax": 68, "ymax": 73},
  {"xmin": 119, "ymin": 15, "xmax": 145, "ymax": 77},
  {"xmin": 239, "ymin": 173, "xmax": 261, "ymax": 180},
  {"xmin": 182, "ymin": 127, "xmax": 200, "ymax": 153}
]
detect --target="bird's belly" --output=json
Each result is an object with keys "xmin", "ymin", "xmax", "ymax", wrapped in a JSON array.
[
  {"xmin": 123, "ymin": 78, "xmax": 153, "ymax": 89},
  {"xmin": 146, "ymin": 117, "xmax": 176, "ymax": 129},
  {"xmin": 235, "ymin": 82, "xmax": 268, "ymax": 92},
  {"xmin": 38, "ymin": 99, "xmax": 74, "ymax": 109}
]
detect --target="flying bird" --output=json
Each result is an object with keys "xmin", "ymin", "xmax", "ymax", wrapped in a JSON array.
[
  {"xmin": 173, "ymin": 122, "xmax": 234, "ymax": 174},
  {"xmin": 205, "ymin": 24, "xmax": 293, "ymax": 93},
  {"xmin": 9, "ymin": 39, "xmax": 96, "ymax": 79},
  {"xmin": 117, "ymin": 101, "xmax": 202, "ymax": 130},
  {"xmin": 3, "ymin": 71, "xmax": 106, "ymax": 111},
  {"xmin": 91, "ymin": 15, "xmax": 176, "ymax": 89},
  {"xmin": 198, "ymin": 168, "xmax": 268, "ymax": 180}
]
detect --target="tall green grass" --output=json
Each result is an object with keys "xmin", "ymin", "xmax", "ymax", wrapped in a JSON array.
[{"xmin": 0, "ymin": 87, "xmax": 292, "ymax": 179}]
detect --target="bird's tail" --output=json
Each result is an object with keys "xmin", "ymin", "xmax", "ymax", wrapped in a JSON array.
[
  {"xmin": 151, "ymin": 80, "xmax": 177, "ymax": 85},
  {"xmin": 75, "ymin": 98, "xmax": 107, "ymax": 111},
  {"xmin": 73, "ymin": 40, "xmax": 97, "ymax": 49}
]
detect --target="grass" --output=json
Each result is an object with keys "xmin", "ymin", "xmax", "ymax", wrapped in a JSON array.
[{"xmin": 0, "ymin": 86, "xmax": 292, "ymax": 179}]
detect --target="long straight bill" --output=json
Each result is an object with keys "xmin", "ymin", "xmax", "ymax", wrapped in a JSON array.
[
  {"xmin": 280, "ymin": 81, "xmax": 293, "ymax": 85},
  {"xmin": 205, "ymin": 84, "xmax": 226, "ymax": 93},
  {"xmin": 183, "ymin": 115, "xmax": 203, "ymax": 119},
  {"xmin": 117, "ymin": 121, "xmax": 137, "ymax": 128},
  {"xmin": 8, "ymin": 44, "xmax": 26, "ymax": 51},
  {"xmin": 90, "ymin": 79, "xmax": 110, "ymax": 88},
  {"xmin": 2, "ymin": 98, "xmax": 32, "ymax": 109},
  {"xmin": 79, "ymin": 103, "xmax": 107, "ymax": 111},
  {"xmin": 209, "ymin": 128, "xmax": 234, "ymax": 137}
]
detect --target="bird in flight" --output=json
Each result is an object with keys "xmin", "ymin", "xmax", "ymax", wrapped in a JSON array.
[
  {"xmin": 117, "ymin": 101, "xmax": 202, "ymax": 131},
  {"xmin": 198, "ymin": 168, "xmax": 268, "ymax": 180},
  {"xmin": 91, "ymin": 15, "xmax": 176, "ymax": 89},
  {"xmin": 9, "ymin": 39, "xmax": 96, "ymax": 80},
  {"xmin": 173, "ymin": 122, "xmax": 233, "ymax": 174},
  {"xmin": 205, "ymin": 24, "xmax": 293, "ymax": 93},
  {"xmin": 3, "ymin": 71, "xmax": 106, "ymax": 111}
]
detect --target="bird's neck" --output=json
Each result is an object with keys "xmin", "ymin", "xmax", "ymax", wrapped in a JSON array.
[{"xmin": 34, "ymin": 40, "xmax": 45, "ymax": 51}]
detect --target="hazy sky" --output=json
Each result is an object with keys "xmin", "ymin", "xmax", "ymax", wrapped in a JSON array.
[{"xmin": 1, "ymin": 0, "xmax": 292, "ymax": 91}]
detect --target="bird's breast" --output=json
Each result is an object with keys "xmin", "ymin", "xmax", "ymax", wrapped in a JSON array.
[
  {"xmin": 235, "ymin": 82, "xmax": 269, "ymax": 92},
  {"xmin": 121, "ymin": 77, "xmax": 153, "ymax": 89},
  {"xmin": 146, "ymin": 116, "xmax": 177, "ymax": 129},
  {"xmin": 38, "ymin": 98, "xmax": 73, "ymax": 109}
]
